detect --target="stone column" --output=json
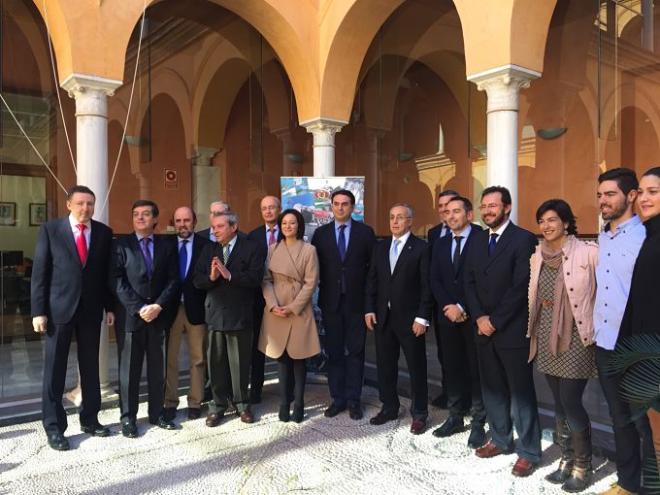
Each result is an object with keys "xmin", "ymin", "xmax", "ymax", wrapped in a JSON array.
[
  {"xmin": 192, "ymin": 146, "xmax": 220, "ymax": 231},
  {"xmin": 365, "ymin": 127, "xmax": 386, "ymax": 228},
  {"xmin": 273, "ymin": 128, "xmax": 301, "ymax": 176},
  {"xmin": 468, "ymin": 65, "xmax": 539, "ymax": 222},
  {"xmin": 302, "ymin": 118, "xmax": 346, "ymax": 177},
  {"xmin": 642, "ymin": 0, "xmax": 654, "ymax": 52},
  {"xmin": 62, "ymin": 73, "xmax": 122, "ymax": 398}
]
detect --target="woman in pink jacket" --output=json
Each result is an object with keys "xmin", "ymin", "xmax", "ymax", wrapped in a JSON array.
[{"xmin": 528, "ymin": 199, "xmax": 598, "ymax": 493}]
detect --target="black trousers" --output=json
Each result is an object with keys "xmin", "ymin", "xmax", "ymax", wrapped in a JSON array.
[
  {"xmin": 432, "ymin": 309, "xmax": 448, "ymax": 397},
  {"xmin": 42, "ymin": 312, "xmax": 102, "ymax": 435},
  {"xmin": 118, "ymin": 324, "xmax": 166, "ymax": 424},
  {"xmin": 596, "ymin": 347, "xmax": 656, "ymax": 492},
  {"xmin": 476, "ymin": 342, "xmax": 542, "ymax": 463},
  {"xmin": 250, "ymin": 304, "xmax": 266, "ymax": 397},
  {"xmin": 322, "ymin": 296, "xmax": 367, "ymax": 408},
  {"xmin": 545, "ymin": 374, "xmax": 590, "ymax": 432},
  {"xmin": 207, "ymin": 329, "xmax": 252, "ymax": 414},
  {"xmin": 374, "ymin": 315, "xmax": 428, "ymax": 420},
  {"xmin": 277, "ymin": 352, "xmax": 306, "ymax": 407},
  {"xmin": 438, "ymin": 320, "xmax": 485, "ymax": 425}
]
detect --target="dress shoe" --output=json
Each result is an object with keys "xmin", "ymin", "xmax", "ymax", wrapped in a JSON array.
[
  {"xmin": 205, "ymin": 412, "xmax": 223, "ymax": 427},
  {"xmin": 162, "ymin": 407, "xmax": 177, "ymax": 421},
  {"xmin": 467, "ymin": 425, "xmax": 486, "ymax": 449},
  {"xmin": 240, "ymin": 410, "xmax": 254, "ymax": 424},
  {"xmin": 279, "ymin": 404, "xmax": 290, "ymax": 422},
  {"xmin": 511, "ymin": 457, "xmax": 536, "ymax": 477},
  {"xmin": 410, "ymin": 419, "xmax": 427, "ymax": 435},
  {"xmin": 598, "ymin": 483, "xmax": 637, "ymax": 495},
  {"xmin": 292, "ymin": 405, "xmax": 304, "ymax": 423},
  {"xmin": 121, "ymin": 422, "xmax": 138, "ymax": 439},
  {"xmin": 475, "ymin": 440, "xmax": 510, "ymax": 458},
  {"xmin": 348, "ymin": 404, "xmax": 363, "ymax": 420},
  {"xmin": 47, "ymin": 432, "xmax": 70, "ymax": 451},
  {"xmin": 187, "ymin": 408, "xmax": 201, "ymax": 420},
  {"xmin": 324, "ymin": 403, "xmax": 346, "ymax": 418},
  {"xmin": 369, "ymin": 410, "xmax": 399, "ymax": 426},
  {"xmin": 155, "ymin": 417, "xmax": 177, "ymax": 430},
  {"xmin": 430, "ymin": 393, "xmax": 448, "ymax": 409},
  {"xmin": 81, "ymin": 422, "xmax": 111, "ymax": 437},
  {"xmin": 432, "ymin": 416, "xmax": 465, "ymax": 438}
]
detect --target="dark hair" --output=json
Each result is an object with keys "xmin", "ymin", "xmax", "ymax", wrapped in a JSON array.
[
  {"xmin": 598, "ymin": 167, "xmax": 638, "ymax": 195},
  {"xmin": 535, "ymin": 199, "xmax": 578, "ymax": 235},
  {"xmin": 132, "ymin": 199, "xmax": 159, "ymax": 217},
  {"xmin": 438, "ymin": 189, "xmax": 459, "ymax": 199},
  {"xmin": 331, "ymin": 189, "xmax": 355, "ymax": 205},
  {"xmin": 448, "ymin": 195, "xmax": 473, "ymax": 213},
  {"xmin": 481, "ymin": 185, "xmax": 512, "ymax": 206},
  {"xmin": 642, "ymin": 166, "xmax": 660, "ymax": 179},
  {"xmin": 67, "ymin": 185, "xmax": 95, "ymax": 200},
  {"xmin": 278, "ymin": 208, "xmax": 305, "ymax": 240}
]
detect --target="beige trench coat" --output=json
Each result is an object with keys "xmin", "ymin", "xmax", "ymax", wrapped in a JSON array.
[{"xmin": 258, "ymin": 240, "xmax": 321, "ymax": 359}]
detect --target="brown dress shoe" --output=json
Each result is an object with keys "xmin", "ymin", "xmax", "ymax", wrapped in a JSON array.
[
  {"xmin": 410, "ymin": 419, "xmax": 427, "ymax": 435},
  {"xmin": 511, "ymin": 457, "xmax": 536, "ymax": 477},
  {"xmin": 240, "ymin": 410, "xmax": 254, "ymax": 424},
  {"xmin": 475, "ymin": 440, "xmax": 508, "ymax": 458},
  {"xmin": 206, "ymin": 413, "xmax": 222, "ymax": 427}
]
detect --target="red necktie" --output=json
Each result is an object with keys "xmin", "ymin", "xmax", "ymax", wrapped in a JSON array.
[
  {"xmin": 268, "ymin": 227, "xmax": 276, "ymax": 246},
  {"xmin": 76, "ymin": 224, "xmax": 88, "ymax": 265}
]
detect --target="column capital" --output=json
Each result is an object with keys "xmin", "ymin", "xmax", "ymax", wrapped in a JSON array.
[
  {"xmin": 468, "ymin": 64, "xmax": 540, "ymax": 112},
  {"xmin": 193, "ymin": 146, "xmax": 219, "ymax": 167},
  {"xmin": 61, "ymin": 73, "xmax": 123, "ymax": 98},
  {"xmin": 301, "ymin": 117, "xmax": 346, "ymax": 140}
]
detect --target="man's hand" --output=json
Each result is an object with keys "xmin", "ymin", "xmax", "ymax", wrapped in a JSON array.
[
  {"xmin": 443, "ymin": 304, "xmax": 465, "ymax": 323},
  {"xmin": 412, "ymin": 321, "xmax": 427, "ymax": 337},
  {"xmin": 106, "ymin": 312, "xmax": 115, "ymax": 326},
  {"xmin": 217, "ymin": 261, "xmax": 231, "ymax": 281},
  {"xmin": 476, "ymin": 315, "xmax": 496, "ymax": 336},
  {"xmin": 139, "ymin": 304, "xmax": 162, "ymax": 323},
  {"xmin": 365, "ymin": 313, "xmax": 377, "ymax": 331},
  {"xmin": 32, "ymin": 315, "xmax": 47, "ymax": 334},
  {"xmin": 209, "ymin": 257, "xmax": 222, "ymax": 281}
]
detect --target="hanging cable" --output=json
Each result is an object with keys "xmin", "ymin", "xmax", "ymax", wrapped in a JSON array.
[
  {"xmin": 42, "ymin": 0, "xmax": 76, "ymax": 174},
  {"xmin": 99, "ymin": 0, "xmax": 147, "ymax": 218}
]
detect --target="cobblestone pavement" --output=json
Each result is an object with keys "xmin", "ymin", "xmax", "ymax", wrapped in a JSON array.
[{"xmin": 0, "ymin": 382, "xmax": 617, "ymax": 495}]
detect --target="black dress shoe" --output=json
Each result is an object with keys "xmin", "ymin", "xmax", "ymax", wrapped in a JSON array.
[
  {"xmin": 47, "ymin": 432, "xmax": 70, "ymax": 451},
  {"xmin": 81, "ymin": 422, "xmax": 111, "ymax": 437},
  {"xmin": 155, "ymin": 417, "xmax": 177, "ymax": 430},
  {"xmin": 432, "ymin": 416, "xmax": 465, "ymax": 438},
  {"xmin": 324, "ymin": 403, "xmax": 346, "ymax": 418},
  {"xmin": 348, "ymin": 404, "xmax": 363, "ymax": 420},
  {"xmin": 121, "ymin": 422, "xmax": 138, "ymax": 439},
  {"xmin": 187, "ymin": 408, "xmax": 201, "ymax": 420},
  {"xmin": 369, "ymin": 410, "xmax": 398, "ymax": 425},
  {"xmin": 430, "ymin": 394, "xmax": 448, "ymax": 409},
  {"xmin": 410, "ymin": 418, "xmax": 427, "ymax": 435},
  {"xmin": 467, "ymin": 425, "xmax": 486, "ymax": 449}
]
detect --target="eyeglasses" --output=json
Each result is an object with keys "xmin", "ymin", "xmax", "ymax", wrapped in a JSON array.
[
  {"xmin": 479, "ymin": 203, "xmax": 502, "ymax": 211},
  {"xmin": 211, "ymin": 211, "xmax": 225, "ymax": 216},
  {"xmin": 389, "ymin": 215, "xmax": 411, "ymax": 222},
  {"xmin": 260, "ymin": 206, "xmax": 278, "ymax": 211}
]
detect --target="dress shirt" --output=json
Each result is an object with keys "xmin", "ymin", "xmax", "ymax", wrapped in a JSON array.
[
  {"xmin": 451, "ymin": 224, "xmax": 472, "ymax": 261},
  {"xmin": 594, "ymin": 215, "xmax": 646, "ymax": 350},
  {"xmin": 488, "ymin": 219, "xmax": 510, "ymax": 240},
  {"xmin": 334, "ymin": 219, "xmax": 352, "ymax": 252},
  {"xmin": 264, "ymin": 224, "xmax": 279, "ymax": 246},
  {"xmin": 178, "ymin": 235, "xmax": 194, "ymax": 278},
  {"xmin": 208, "ymin": 229, "xmax": 216, "ymax": 242},
  {"xmin": 69, "ymin": 214, "xmax": 91, "ymax": 247},
  {"xmin": 388, "ymin": 230, "xmax": 428, "ymax": 327}
]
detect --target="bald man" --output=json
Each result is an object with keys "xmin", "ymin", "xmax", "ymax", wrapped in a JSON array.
[{"xmin": 197, "ymin": 201, "xmax": 231, "ymax": 242}]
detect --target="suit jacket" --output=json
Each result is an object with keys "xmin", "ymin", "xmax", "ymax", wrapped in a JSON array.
[
  {"xmin": 31, "ymin": 217, "xmax": 114, "ymax": 325},
  {"xmin": 365, "ymin": 234, "xmax": 433, "ymax": 333},
  {"xmin": 430, "ymin": 224, "xmax": 482, "ymax": 324},
  {"xmin": 196, "ymin": 228, "xmax": 214, "ymax": 243},
  {"xmin": 171, "ymin": 234, "xmax": 212, "ymax": 325},
  {"xmin": 111, "ymin": 234, "xmax": 180, "ymax": 333},
  {"xmin": 311, "ymin": 220, "xmax": 376, "ymax": 313},
  {"xmin": 193, "ymin": 235, "xmax": 263, "ymax": 332},
  {"xmin": 427, "ymin": 222, "xmax": 448, "ymax": 251},
  {"xmin": 464, "ymin": 222, "xmax": 537, "ymax": 348},
  {"xmin": 259, "ymin": 240, "xmax": 321, "ymax": 359},
  {"xmin": 247, "ymin": 225, "xmax": 273, "ymax": 311}
]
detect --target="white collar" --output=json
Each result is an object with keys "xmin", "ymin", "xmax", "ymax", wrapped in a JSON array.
[
  {"xmin": 392, "ymin": 230, "xmax": 412, "ymax": 246},
  {"xmin": 489, "ymin": 219, "xmax": 510, "ymax": 237},
  {"xmin": 452, "ymin": 224, "xmax": 472, "ymax": 239},
  {"xmin": 68, "ymin": 214, "xmax": 91, "ymax": 230}
]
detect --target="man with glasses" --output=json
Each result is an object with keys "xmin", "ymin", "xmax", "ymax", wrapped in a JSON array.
[
  {"xmin": 197, "ymin": 201, "xmax": 231, "ymax": 241},
  {"xmin": 464, "ymin": 186, "xmax": 541, "ymax": 477}
]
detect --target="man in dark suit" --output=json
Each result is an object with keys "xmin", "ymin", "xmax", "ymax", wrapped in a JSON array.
[
  {"xmin": 111, "ymin": 199, "xmax": 180, "ymax": 438},
  {"xmin": 163, "ymin": 207, "xmax": 211, "ymax": 421},
  {"xmin": 426, "ymin": 189, "xmax": 458, "ymax": 409},
  {"xmin": 430, "ymin": 196, "xmax": 486, "ymax": 448},
  {"xmin": 365, "ymin": 203, "xmax": 433, "ymax": 435},
  {"xmin": 31, "ymin": 185, "xmax": 114, "ymax": 451},
  {"xmin": 193, "ymin": 211, "xmax": 264, "ymax": 426},
  {"xmin": 464, "ymin": 186, "xmax": 541, "ymax": 477},
  {"xmin": 246, "ymin": 195, "xmax": 281, "ymax": 403},
  {"xmin": 312, "ymin": 189, "xmax": 376, "ymax": 420}
]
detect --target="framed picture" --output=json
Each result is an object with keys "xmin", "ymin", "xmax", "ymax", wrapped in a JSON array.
[
  {"xmin": 0, "ymin": 202, "xmax": 17, "ymax": 226},
  {"xmin": 29, "ymin": 203, "xmax": 47, "ymax": 226}
]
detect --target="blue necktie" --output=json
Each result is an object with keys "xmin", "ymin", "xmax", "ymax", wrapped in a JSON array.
[
  {"xmin": 141, "ymin": 237, "xmax": 153, "ymax": 278},
  {"xmin": 179, "ymin": 239, "xmax": 188, "ymax": 281},
  {"xmin": 488, "ymin": 233, "xmax": 498, "ymax": 257},
  {"xmin": 338, "ymin": 224, "xmax": 347, "ymax": 262}
]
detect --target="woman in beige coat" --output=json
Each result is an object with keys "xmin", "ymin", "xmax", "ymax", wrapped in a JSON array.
[{"xmin": 259, "ymin": 208, "xmax": 321, "ymax": 423}]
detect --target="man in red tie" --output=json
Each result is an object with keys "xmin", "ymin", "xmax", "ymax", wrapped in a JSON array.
[{"xmin": 31, "ymin": 185, "xmax": 115, "ymax": 451}]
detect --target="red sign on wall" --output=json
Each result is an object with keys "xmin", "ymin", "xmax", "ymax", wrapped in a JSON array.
[{"xmin": 164, "ymin": 169, "xmax": 178, "ymax": 190}]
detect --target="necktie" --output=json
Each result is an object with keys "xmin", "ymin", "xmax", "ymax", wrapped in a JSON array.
[
  {"xmin": 268, "ymin": 227, "xmax": 276, "ymax": 246},
  {"xmin": 390, "ymin": 239, "xmax": 400, "ymax": 273},
  {"xmin": 222, "ymin": 243, "xmax": 230, "ymax": 265},
  {"xmin": 76, "ymin": 224, "xmax": 88, "ymax": 266},
  {"xmin": 488, "ymin": 233, "xmax": 498, "ymax": 257},
  {"xmin": 141, "ymin": 237, "xmax": 153, "ymax": 278},
  {"xmin": 452, "ymin": 235, "xmax": 463, "ymax": 274},
  {"xmin": 338, "ymin": 224, "xmax": 347, "ymax": 261},
  {"xmin": 179, "ymin": 239, "xmax": 188, "ymax": 281}
]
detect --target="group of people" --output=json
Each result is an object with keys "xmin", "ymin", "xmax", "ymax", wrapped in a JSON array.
[{"xmin": 30, "ymin": 166, "xmax": 660, "ymax": 495}]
